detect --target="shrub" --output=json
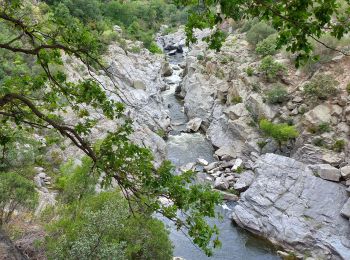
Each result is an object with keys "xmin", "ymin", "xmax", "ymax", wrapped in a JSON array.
[
  {"xmin": 257, "ymin": 140, "xmax": 267, "ymax": 150},
  {"xmin": 246, "ymin": 66, "xmax": 254, "ymax": 76},
  {"xmin": 46, "ymin": 191, "xmax": 173, "ymax": 260},
  {"xmin": 255, "ymin": 34, "xmax": 278, "ymax": 56},
  {"xmin": 346, "ymin": 83, "xmax": 350, "ymax": 94},
  {"xmin": 240, "ymin": 18, "xmax": 259, "ymax": 33},
  {"xmin": 317, "ymin": 122, "xmax": 331, "ymax": 133},
  {"xmin": 149, "ymin": 41, "xmax": 163, "ymax": 54},
  {"xmin": 246, "ymin": 22, "xmax": 276, "ymax": 46},
  {"xmin": 0, "ymin": 172, "xmax": 38, "ymax": 226},
  {"xmin": 333, "ymin": 139, "xmax": 346, "ymax": 152},
  {"xmin": 55, "ymin": 158, "xmax": 97, "ymax": 204},
  {"xmin": 303, "ymin": 74, "xmax": 339, "ymax": 100},
  {"xmin": 313, "ymin": 138, "xmax": 326, "ymax": 147},
  {"xmin": 259, "ymin": 56, "xmax": 286, "ymax": 81},
  {"xmin": 259, "ymin": 119, "xmax": 299, "ymax": 147},
  {"xmin": 231, "ymin": 95, "xmax": 243, "ymax": 104},
  {"xmin": 197, "ymin": 54, "xmax": 204, "ymax": 60},
  {"xmin": 265, "ymin": 84, "xmax": 289, "ymax": 104}
]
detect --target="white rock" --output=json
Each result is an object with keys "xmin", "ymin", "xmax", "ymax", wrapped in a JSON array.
[
  {"xmin": 180, "ymin": 162, "xmax": 196, "ymax": 172},
  {"xmin": 186, "ymin": 117, "xmax": 203, "ymax": 132},
  {"xmin": 37, "ymin": 172, "xmax": 46, "ymax": 179},
  {"xmin": 204, "ymin": 161, "xmax": 220, "ymax": 172},
  {"xmin": 340, "ymin": 166, "xmax": 350, "ymax": 180},
  {"xmin": 197, "ymin": 158, "xmax": 209, "ymax": 166},
  {"xmin": 214, "ymin": 176, "xmax": 229, "ymax": 190},
  {"xmin": 231, "ymin": 158, "xmax": 243, "ymax": 171}
]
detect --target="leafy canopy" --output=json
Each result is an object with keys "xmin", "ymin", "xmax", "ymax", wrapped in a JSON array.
[
  {"xmin": 176, "ymin": 0, "xmax": 350, "ymax": 66},
  {"xmin": 0, "ymin": 1, "xmax": 221, "ymax": 255},
  {"xmin": 0, "ymin": 171, "xmax": 38, "ymax": 226}
]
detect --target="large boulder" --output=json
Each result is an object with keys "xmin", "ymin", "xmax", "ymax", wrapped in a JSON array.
[
  {"xmin": 233, "ymin": 170, "xmax": 255, "ymax": 191},
  {"xmin": 309, "ymin": 164, "xmax": 341, "ymax": 182},
  {"xmin": 303, "ymin": 104, "xmax": 333, "ymax": 126},
  {"xmin": 232, "ymin": 153, "xmax": 350, "ymax": 259}
]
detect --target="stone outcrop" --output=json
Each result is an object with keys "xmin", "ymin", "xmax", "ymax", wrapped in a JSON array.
[{"xmin": 232, "ymin": 153, "xmax": 350, "ymax": 259}]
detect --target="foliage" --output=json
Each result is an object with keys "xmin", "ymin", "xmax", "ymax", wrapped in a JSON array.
[
  {"xmin": 303, "ymin": 74, "xmax": 339, "ymax": 100},
  {"xmin": 240, "ymin": 18, "xmax": 259, "ymax": 33},
  {"xmin": 46, "ymin": 191, "xmax": 173, "ymax": 260},
  {"xmin": 259, "ymin": 119, "xmax": 299, "ymax": 147},
  {"xmin": 54, "ymin": 158, "xmax": 97, "ymax": 203},
  {"xmin": 255, "ymin": 34, "xmax": 278, "ymax": 56},
  {"xmin": 246, "ymin": 66, "xmax": 254, "ymax": 76},
  {"xmin": 259, "ymin": 56, "xmax": 286, "ymax": 82},
  {"xmin": 0, "ymin": 1, "xmax": 222, "ymax": 255},
  {"xmin": 265, "ymin": 84, "xmax": 288, "ymax": 104},
  {"xmin": 313, "ymin": 137, "xmax": 326, "ymax": 147},
  {"xmin": 0, "ymin": 172, "xmax": 38, "ymax": 226},
  {"xmin": 231, "ymin": 95, "xmax": 243, "ymax": 104},
  {"xmin": 332, "ymin": 139, "xmax": 346, "ymax": 152},
  {"xmin": 149, "ymin": 42, "xmax": 163, "ymax": 54},
  {"xmin": 177, "ymin": 0, "xmax": 350, "ymax": 66},
  {"xmin": 246, "ymin": 22, "xmax": 276, "ymax": 46},
  {"xmin": 46, "ymin": 0, "xmax": 188, "ymax": 50}
]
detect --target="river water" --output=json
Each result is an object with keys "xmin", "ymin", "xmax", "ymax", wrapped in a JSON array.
[{"xmin": 162, "ymin": 53, "xmax": 280, "ymax": 260}]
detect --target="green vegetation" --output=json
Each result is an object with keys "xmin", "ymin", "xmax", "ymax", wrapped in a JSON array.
[
  {"xmin": 347, "ymin": 83, "xmax": 350, "ymax": 94},
  {"xmin": 259, "ymin": 119, "xmax": 299, "ymax": 147},
  {"xmin": 45, "ymin": 0, "xmax": 188, "ymax": 50},
  {"xmin": 246, "ymin": 66, "xmax": 254, "ymax": 77},
  {"xmin": 0, "ymin": 172, "xmax": 38, "ymax": 226},
  {"xmin": 259, "ymin": 56, "xmax": 286, "ymax": 82},
  {"xmin": 333, "ymin": 139, "xmax": 346, "ymax": 152},
  {"xmin": 308, "ymin": 122, "xmax": 332, "ymax": 134},
  {"xmin": 255, "ymin": 34, "xmax": 278, "ymax": 56},
  {"xmin": 231, "ymin": 95, "xmax": 243, "ymax": 104},
  {"xmin": 303, "ymin": 74, "xmax": 339, "ymax": 100},
  {"xmin": 46, "ymin": 160, "xmax": 173, "ymax": 260},
  {"xmin": 246, "ymin": 22, "xmax": 276, "ymax": 46},
  {"xmin": 178, "ymin": 0, "xmax": 350, "ymax": 66},
  {"xmin": 0, "ymin": 1, "xmax": 222, "ymax": 256},
  {"xmin": 265, "ymin": 84, "xmax": 288, "ymax": 104}
]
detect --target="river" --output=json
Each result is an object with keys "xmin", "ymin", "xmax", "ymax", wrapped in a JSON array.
[{"xmin": 162, "ymin": 52, "xmax": 280, "ymax": 260}]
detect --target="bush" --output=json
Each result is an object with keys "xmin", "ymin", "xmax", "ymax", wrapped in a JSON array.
[
  {"xmin": 246, "ymin": 22, "xmax": 276, "ymax": 46},
  {"xmin": 259, "ymin": 119, "xmax": 299, "ymax": 147},
  {"xmin": 0, "ymin": 172, "xmax": 38, "ymax": 226},
  {"xmin": 333, "ymin": 139, "xmax": 346, "ymax": 152},
  {"xmin": 347, "ymin": 83, "xmax": 350, "ymax": 94},
  {"xmin": 255, "ymin": 34, "xmax": 278, "ymax": 56},
  {"xmin": 55, "ymin": 157, "xmax": 97, "ymax": 204},
  {"xmin": 246, "ymin": 66, "xmax": 254, "ymax": 76},
  {"xmin": 303, "ymin": 74, "xmax": 339, "ymax": 100},
  {"xmin": 231, "ymin": 95, "xmax": 243, "ymax": 104},
  {"xmin": 240, "ymin": 18, "xmax": 259, "ymax": 33},
  {"xmin": 149, "ymin": 41, "xmax": 163, "ymax": 54},
  {"xmin": 259, "ymin": 56, "xmax": 286, "ymax": 81},
  {"xmin": 265, "ymin": 84, "xmax": 288, "ymax": 104},
  {"xmin": 46, "ymin": 191, "xmax": 173, "ymax": 260}
]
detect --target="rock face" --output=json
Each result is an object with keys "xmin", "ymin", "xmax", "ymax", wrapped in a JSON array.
[
  {"xmin": 232, "ymin": 153, "xmax": 350, "ymax": 259},
  {"xmin": 309, "ymin": 164, "xmax": 341, "ymax": 182}
]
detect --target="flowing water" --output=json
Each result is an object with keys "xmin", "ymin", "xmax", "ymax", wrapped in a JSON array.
[{"xmin": 162, "ymin": 53, "xmax": 280, "ymax": 260}]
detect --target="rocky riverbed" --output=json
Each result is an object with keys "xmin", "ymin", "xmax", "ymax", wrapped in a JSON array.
[{"xmin": 157, "ymin": 26, "xmax": 350, "ymax": 259}]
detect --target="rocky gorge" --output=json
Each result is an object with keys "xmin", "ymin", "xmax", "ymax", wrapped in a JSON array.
[
  {"xmin": 7, "ymin": 23, "xmax": 350, "ymax": 259},
  {"xmin": 156, "ymin": 25, "xmax": 350, "ymax": 259}
]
